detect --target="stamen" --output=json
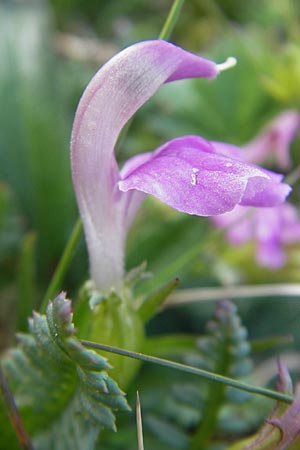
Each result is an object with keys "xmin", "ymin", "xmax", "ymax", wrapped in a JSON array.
[{"xmin": 217, "ymin": 56, "xmax": 237, "ymax": 73}]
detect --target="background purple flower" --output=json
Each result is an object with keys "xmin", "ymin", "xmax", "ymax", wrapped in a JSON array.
[
  {"xmin": 213, "ymin": 203, "xmax": 300, "ymax": 268},
  {"xmin": 244, "ymin": 110, "xmax": 300, "ymax": 170},
  {"xmin": 212, "ymin": 110, "xmax": 300, "ymax": 269}
]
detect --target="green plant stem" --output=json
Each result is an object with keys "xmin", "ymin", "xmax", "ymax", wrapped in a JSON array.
[
  {"xmin": 80, "ymin": 340, "xmax": 293, "ymax": 404},
  {"xmin": 0, "ymin": 365, "xmax": 35, "ymax": 450},
  {"xmin": 40, "ymin": 218, "xmax": 82, "ymax": 312},
  {"xmin": 159, "ymin": 0, "xmax": 186, "ymax": 40}
]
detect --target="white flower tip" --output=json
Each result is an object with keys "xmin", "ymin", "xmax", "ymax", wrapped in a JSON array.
[{"xmin": 217, "ymin": 56, "xmax": 237, "ymax": 73}]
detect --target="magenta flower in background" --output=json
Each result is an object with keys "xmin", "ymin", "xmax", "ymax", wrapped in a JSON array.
[
  {"xmin": 212, "ymin": 111, "xmax": 300, "ymax": 269},
  {"xmin": 244, "ymin": 110, "xmax": 300, "ymax": 170},
  {"xmin": 213, "ymin": 203, "xmax": 300, "ymax": 268},
  {"xmin": 71, "ymin": 40, "xmax": 291, "ymax": 293}
]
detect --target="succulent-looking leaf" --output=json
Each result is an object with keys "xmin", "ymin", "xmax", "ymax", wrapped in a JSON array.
[{"xmin": 2, "ymin": 292, "xmax": 129, "ymax": 450}]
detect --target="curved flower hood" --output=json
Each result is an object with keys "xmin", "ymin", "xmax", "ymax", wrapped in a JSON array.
[{"xmin": 71, "ymin": 40, "xmax": 291, "ymax": 294}]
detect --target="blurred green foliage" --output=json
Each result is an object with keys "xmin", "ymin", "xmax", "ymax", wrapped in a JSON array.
[{"xmin": 0, "ymin": 2, "xmax": 76, "ymax": 276}]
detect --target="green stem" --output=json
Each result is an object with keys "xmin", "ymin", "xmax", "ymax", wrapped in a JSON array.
[
  {"xmin": 159, "ymin": 0, "xmax": 186, "ymax": 40},
  {"xmin": 80, "ymin": 340, "xmax": 293, "ymax": 404},
  {"xmin": 40, "ymin": 218, "xmax": 82, "ymax": 312}
]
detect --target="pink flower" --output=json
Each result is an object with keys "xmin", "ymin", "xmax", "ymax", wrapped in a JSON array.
[
  {"xmin": 212, "ymin": 111, "xmax": 300, "ymax": 269},
  {"xmin": 244, "ymin": 110, "xmax": 300, "ymax": 170},
  {"xmin": 71, "ymin": 40, "xmax": 291, "ymax": 292},
  {"xmin": 213, "ymin": 203, "xmax": 300, "ymax": 268}
]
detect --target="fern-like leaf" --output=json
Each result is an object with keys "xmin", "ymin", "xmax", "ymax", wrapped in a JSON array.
[{"xmin": 2, "ymin": 292, "xmax": 130, "ymax": 450}]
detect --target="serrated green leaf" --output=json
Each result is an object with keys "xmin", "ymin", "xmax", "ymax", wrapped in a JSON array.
[
  {"xmin": 66, "ymin": 337, "xmax": 110, "ymax": 371},
  {"xmin": 2, "ymin": 292, "xmax": 130, "ymax": 449},
  {"xmin": 29, "ymin": 313, "xmax": 69, "ymax": 364},
  {"xmin": 101, "ymin": 372, "xmax": 127, "ymax": 396},
  {"xmin": 47, "ymin": 294, "xmax": 75, "ymax": 340},
  {"xmin": 79, "ymin": 391, "xmax": 117, "ymax": 431},
  {"xmin": 88, "ymin": 389, "xmax": 131, "ymax": 411}
]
